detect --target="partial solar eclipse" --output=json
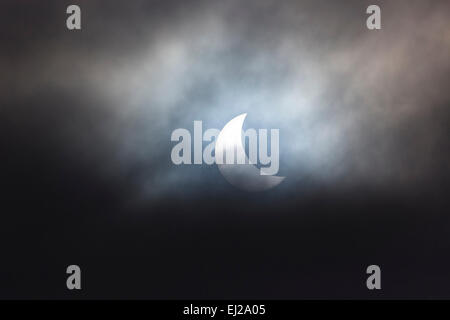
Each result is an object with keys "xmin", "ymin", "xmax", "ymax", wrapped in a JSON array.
[{"xmin": 216, "ymin": 113, "xmax": 285, "ymax": 191}]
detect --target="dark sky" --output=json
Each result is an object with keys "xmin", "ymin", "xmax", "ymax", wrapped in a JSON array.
[{"xmin": 0, "ymin": 0, "xmax": 449, "ymax": 298}]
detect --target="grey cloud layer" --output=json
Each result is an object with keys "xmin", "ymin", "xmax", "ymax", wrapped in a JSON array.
[{"xmin": 3, "ymin": 0, "xmax": 450, "ymax": 199}]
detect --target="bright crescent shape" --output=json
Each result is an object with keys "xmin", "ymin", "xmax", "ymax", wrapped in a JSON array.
[{"xmin": 216, "ymin": 113, "xmax": 285, "ymax": 191}]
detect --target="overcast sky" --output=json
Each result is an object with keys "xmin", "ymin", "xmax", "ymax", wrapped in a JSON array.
[
  {"xmin": 1, "ymin": 0, "xmax": 450, "ymax": 298},
  {"xmin": 1, "ymin": 0, "xmax": 449, "ymax": 203}
]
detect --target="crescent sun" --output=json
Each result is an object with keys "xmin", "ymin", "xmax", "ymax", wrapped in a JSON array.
[{"xmin": 215, "ymin": 113, "xmax": 285, "ymax": 191}]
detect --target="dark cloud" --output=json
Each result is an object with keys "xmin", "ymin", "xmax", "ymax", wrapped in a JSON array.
[{"xmin": 1, "ymin": 0, "xmax": 449, "ymax": 298}]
